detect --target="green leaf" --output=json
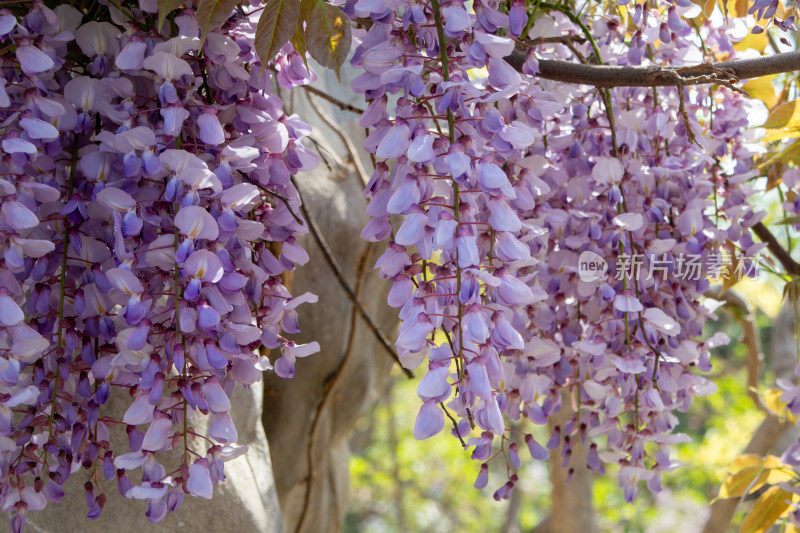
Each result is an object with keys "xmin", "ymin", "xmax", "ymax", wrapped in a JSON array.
[
  {"xmin": 774, "ymin": 216, "xmax": 800, "ymax": 226},
  {"xmin": 740, "ymin": 486, "xmax": 795, "ymax": 533},
  {"xmin": 304, "ymin": 0, "xmax": 351, "ymax": 81},
  {"xmin": 300, "ymin": 0, "xmax": 315, "ymax": 22},
  {"xmin": 157, "ymin": 0, "xmax": 184, "ymax": 33},
  {"xmin": 291, "ymin": 20, "xmax": 309, "ymax": 71},
  {"xmin": 195, "ymin": 0, "xmax": 239, "ymax": 48},
  {"xmin": 255, "ymin": 0, "xmax": 301, "ymax": 68}
]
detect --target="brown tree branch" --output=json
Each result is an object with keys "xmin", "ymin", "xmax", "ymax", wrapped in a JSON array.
[
  {"xmin": 507, "ymin": 49, "xmax": 800, "ymax": 87},
  {"xmin": 241, "ymin": 175, "xmax": 305, "ymax": 226},
  {"xmin": 304, "ymin": 91, "xmax": 370, "ymax": 187},
  {"xmin": 301, "ymin": 83, "xmax": 365, "ymax": 114},
  {"xmin": 752, "ymin": 221, "xmax": 800, "ymax": 277},
  {"xmin": 291, "ymin": 176, "xmax": 414, "ymax": 379},
  {"xmin": 352, "ymin": 13, "xmax": 799, "ymax": 88},
  {"xmin": 706, "ymin": 286, "xmax": 764, "ymax": 411}
]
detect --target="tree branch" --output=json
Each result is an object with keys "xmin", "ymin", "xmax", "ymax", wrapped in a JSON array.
[
  {"xmin": 291, "ymin": 176, "xmax": 414, "ymax": 379},
  {"xmin": 752, "ymin": 221, "xmax": 800, "ymax": 277},
  {"xmin": 301, "ymin": 83, "xmax": 365, "ymax": 114},
  {"xmin": 507, "ymin": 49, "xmax": 800, "ymax": 88},
  {"xmin": 240, "ymin": 175, "xmax": 305, "ymax": 226},
  {"xmin": 304, "ymin": 91, "xmax": 370, "ymax": 187},
  {"xmin": 706, "ymin": 286, "xmax": 764, "ymax": 412}
]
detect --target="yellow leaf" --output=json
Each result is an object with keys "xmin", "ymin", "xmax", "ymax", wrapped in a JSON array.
[
  {"xmin": 743, "ymin": 75, "xmax": 778, "ymax": 110},
  {"xmin": 740, "ymin": 486, "xmax": 796, "ymax": 533},
  {"xmin": 690, "ymin": 0, "xmax": 715, "ymax": 21},
  {"xmin": 717, "ymin": 462, "xmax": 793, "ymax": 500},
  {"xmin": 721, "ymin": 245, "xmax": 743, "ymax": 294},
  {"xmin": 762, "ymin": 388, "xmax": 799, "ymax": 422},
  {"xmin": 722, "ymin": 0, "xmax": 748, "ymax": 17},
  {"xmin": 765, "ymin": 468, "xmax": 796, "ymax": 485},
  {"xmin": 734, "ymin": 31, "xmax": 769, "ymax": 53},
  {"xmin": 719, "ymin": 466, "xmax": 771, "ymax": 499},
  {"xmin": 758, "ymin": 129, "xmax": 800, "ymax": 144},
  {"xmin": 728, "ymin": 454, "xmax": 785, "ymax": 474},
  {"xmin": 763, "ymin": 388, "xmax": 784, "ymax": 415},
  {"xmin": 762, "ymin": 100, "xmax": 800, "ymax": 129}
]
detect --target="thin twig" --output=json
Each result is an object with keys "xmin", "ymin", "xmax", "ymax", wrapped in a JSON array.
[
  {"xmin": 637, "ymin": 310, "xmax": 664, "ymax": 390},
  {"xmin": 240, "ymin": 175, "xmax": 305, "ymax": 225},
  {"xmin": 705, "ymin": 286, "xmax": 765, "ymax": 412},
  {"xmin": 440, "ymin": 402, "xmax": 467, "ymax": 448},
  {"xmin": 291, "ymin": 176, "xmax": 414, "ymax": 379},
  {"xmin": 523, "ymin": 35, "xmax": 588, "ymax": 46},
  {"xmin": 674, "ymin": 76, "xmax": 697, "ymax": 146},
  {"xmin": 305, "ymin": 91, "xmax": 370, "ymax": 186},
  {"xmin": 563, "ymin": 41, "xmax": 586, "ymax": 64},
  {"xmin": 306, "ymin": 136, "xmax": 338, "ymax": 171},
  {"xmin": 514, "ymin": 35, "xmax": 589, "ymax": 62},
  {"xmin": 301, "ymin": 83, "xmax": 365, "ymax": 114}
]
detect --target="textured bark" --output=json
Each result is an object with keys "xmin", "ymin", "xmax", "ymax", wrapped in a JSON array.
[
  {"xmin": 752, "ymin": 222, "xmax": 800, "ymax": 277},
  {"xmin": 261, "ymin": 63, "xmax": 398, "ymax": 533},
  {"xmin": 3, "ymin": 382, "xmax": 284, "ymax": 533},
  {"xmin": 507, "ymin": 50, "xmax": 800, "ymax": 87},
  {"xmin": 533, "ymin": 392, "xmax": 596, "ymax": 533}
]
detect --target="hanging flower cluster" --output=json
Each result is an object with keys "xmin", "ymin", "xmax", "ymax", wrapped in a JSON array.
[
  {"xmin": 0, "ymin": 0, "xmax": 793, "ymax": 528},
  {"xmin": 351, "ymin": 0, "xmax": 764, "ymax": 502},
  {"xmin": 0, "ymin": 1, "xmax": 318, "ymax": 530}
]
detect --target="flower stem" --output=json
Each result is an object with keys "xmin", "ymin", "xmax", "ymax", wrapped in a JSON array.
[
  {"xmin": 431, "ymin": 0, "xmax": 464, "ymax": 376},
  {"xmin": 45, "ymin": 134, "xmax": 79, "ymax": 463}
]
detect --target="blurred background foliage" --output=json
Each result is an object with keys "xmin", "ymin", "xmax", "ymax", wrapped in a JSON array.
[
  {"xmin": 343, "ymin": 276, "xmax": 790, "ymax": 533},
  {"xmin": 342, "ymin": 1, "xmax": 800, "ymax": 527}
]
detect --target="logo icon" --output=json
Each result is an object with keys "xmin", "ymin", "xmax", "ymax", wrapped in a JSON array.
[{"xmin": 578, "ymin": 251, "xmax": 607, "ymax": 282}]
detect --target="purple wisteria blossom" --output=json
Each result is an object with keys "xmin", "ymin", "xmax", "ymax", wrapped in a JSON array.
[
  {"xmin": 0, "ymin": 1, "xmax": 318, "ymax": 528},
  {"xmin": 351, "ymin": 0, "xmax": 762, "ymax": 502}
]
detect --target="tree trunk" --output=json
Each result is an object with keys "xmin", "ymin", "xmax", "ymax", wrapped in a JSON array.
[{"xmin": 533, "ymin": 392, "xmax": 596, "ymax": 533}]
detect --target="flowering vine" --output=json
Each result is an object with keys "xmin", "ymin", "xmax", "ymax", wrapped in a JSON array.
[
  {"xmin": 0, "ymin": 0, "xmax": 798, "ymax": 529},
  {"xmin": 0, "ymin": 0, "xmax": 319, "ymax": 529},
  {"xmin": 351, "ymin": 0, "xmax": 770, "ymax": 504}
]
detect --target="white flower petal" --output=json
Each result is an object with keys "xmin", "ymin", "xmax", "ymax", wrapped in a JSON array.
[{"xmin": 175, "ymin": 206, "xmax": 219, "ymax": 241}]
